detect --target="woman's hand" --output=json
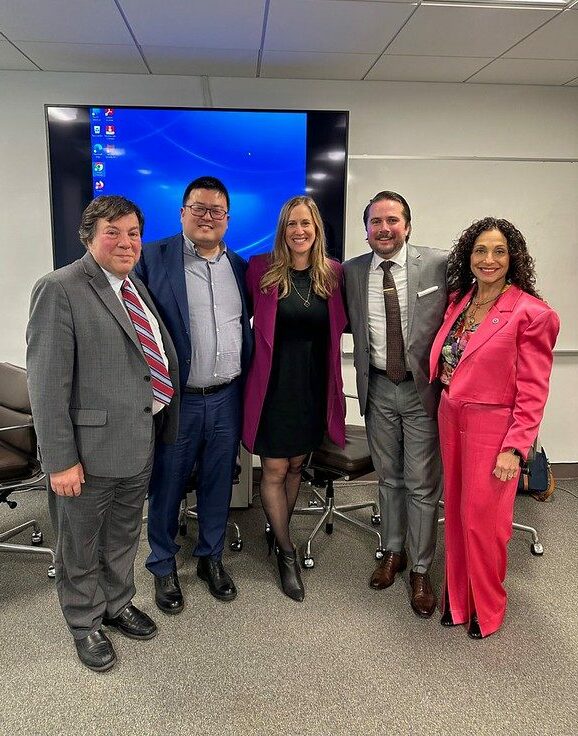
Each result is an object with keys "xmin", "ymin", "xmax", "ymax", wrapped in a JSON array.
[{"xmin": 493, "ymin": 452, "xmax": 520, "ymax": 483}]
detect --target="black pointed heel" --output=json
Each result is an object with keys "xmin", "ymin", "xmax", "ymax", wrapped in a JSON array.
[
  {"xmin": 468, "ymin": 614, "xmax": 483, "ymax": 640},
  {"xmin": 440, "ymin": 608, "xmax": 456, "ymax": 626}
]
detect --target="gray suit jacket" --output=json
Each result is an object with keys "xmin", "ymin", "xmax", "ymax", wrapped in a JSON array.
[
  {"xmin": 26, "ymin": 251, "xmax": 180, "ymax": 477},
  {"xmin": 343, "ymin": 244, "xmax": 448, "ymax": 418}
]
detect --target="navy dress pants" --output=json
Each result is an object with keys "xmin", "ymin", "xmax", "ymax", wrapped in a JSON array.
[{"xmin": 145, "ymin": 380, "xmax": 241, "ymax": 577}]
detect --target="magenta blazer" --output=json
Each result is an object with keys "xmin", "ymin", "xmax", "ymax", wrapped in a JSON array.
[
  {"xmin": 242, "ymin": 254, "xmax": 347, "ymax": 453},
  {"xmin": 429, "ymin": 285, "xmax": 559, "ymax": 459}
]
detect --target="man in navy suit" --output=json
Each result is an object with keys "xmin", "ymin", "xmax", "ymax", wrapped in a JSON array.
[{"xmin": 134, "ymin": 176, "xmax": 253, "ymax": 612}]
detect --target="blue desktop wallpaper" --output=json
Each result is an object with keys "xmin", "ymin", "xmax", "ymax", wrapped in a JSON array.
[{"xmin": 90, "ymin": 108, "xmax": 307, "ymax": 255}]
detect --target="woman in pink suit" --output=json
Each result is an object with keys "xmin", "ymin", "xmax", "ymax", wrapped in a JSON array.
[
  {"xmin": 429, "ymin": 217, "xmax": 559, "ymax": 639},
  {"xmin": 242, "ymin": 196, "xmax": 347, "ymax": 602}
]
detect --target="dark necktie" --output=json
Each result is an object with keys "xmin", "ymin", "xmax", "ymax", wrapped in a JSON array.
[
  {"xmin": 380, "ymin": 261, "xmax": 407, "ymax": 384},
  {"xmin": 121, "ymin": 279, "xmax": 174, "ymax": 406}
]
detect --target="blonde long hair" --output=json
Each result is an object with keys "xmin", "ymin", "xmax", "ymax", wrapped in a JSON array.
[{"xmin": 259, "ymin": 196, "xmax": 337, "ymax": 299}]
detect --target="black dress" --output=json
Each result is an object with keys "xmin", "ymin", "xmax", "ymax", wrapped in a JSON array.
[{"xmin": 254, "ymin": 267, "xmax": 329, "ymax": 458}]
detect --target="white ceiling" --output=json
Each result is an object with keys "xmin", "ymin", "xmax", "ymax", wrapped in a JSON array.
[{"xmin": 0, "ymin": 0, "xmax": 577, "ymax": 86}]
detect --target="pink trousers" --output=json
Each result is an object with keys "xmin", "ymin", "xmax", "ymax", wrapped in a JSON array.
[{"xmin": 438, "ymin": 391, "xmax": 520, "ymax": 637}]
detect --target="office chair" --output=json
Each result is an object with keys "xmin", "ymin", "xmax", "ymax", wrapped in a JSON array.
[
  {"xmin": 293, "ymin": 422, "xmax": 382, "ymax": 569},
  {"xmin": 438, "ymin": 500, "xmax": 545, "ymax": 556},
  {"xmin": 0, "ymin": 362, "xmax": 56, "ymax": 577},
  {"xmin": 178, "ymin": 462, "xmax": 243, "ymax": 551}
]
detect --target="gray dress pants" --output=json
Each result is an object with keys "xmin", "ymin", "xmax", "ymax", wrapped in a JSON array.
[
  {"xmin": 365, "ymin": 370, "xmax": 442, "ymax": 573},
  {"xmin": 48, "ymin": 438, "xmax": 154, "ymax": 639}
]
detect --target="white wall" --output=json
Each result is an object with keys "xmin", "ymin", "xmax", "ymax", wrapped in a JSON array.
[{"xmin": 1, "ymin": 71, "xmax": 576, "ymax": 461}]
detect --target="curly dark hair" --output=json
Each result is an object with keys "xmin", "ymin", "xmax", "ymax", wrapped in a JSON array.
[{"xmin": 447, "ymin": 217, "xmax": 540, "ymax": 300}]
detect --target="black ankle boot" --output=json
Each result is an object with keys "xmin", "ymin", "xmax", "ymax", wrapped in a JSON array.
[
  {"xmin": 276, "ymin": 547, "xmax": 305, "ymax": 602},
  {"xmin": 265, "ymin": 526, "xmax": 276, "ymax": 556}
]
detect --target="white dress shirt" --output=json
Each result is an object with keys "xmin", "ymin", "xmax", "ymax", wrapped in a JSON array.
[
  {"xmin": 367, "ymin": 245, "xmax": 408, "ymax": 371},
  {"xmin": 102, "ymin": 268, "xmax": 169, "ymax": 415}
]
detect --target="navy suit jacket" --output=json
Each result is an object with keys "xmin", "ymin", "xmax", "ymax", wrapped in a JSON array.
[{"xmin": 134, "ymin": 233, "xmax": 253, "ymax": 391}]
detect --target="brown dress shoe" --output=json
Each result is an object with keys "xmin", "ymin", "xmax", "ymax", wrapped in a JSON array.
[
  {"xmin": 409, "ymin": 571, "xmax": 436, "ymax": 618},
  {"xmin": 369, "ymin": 550, "xmax": 407, "ymax": 589}
]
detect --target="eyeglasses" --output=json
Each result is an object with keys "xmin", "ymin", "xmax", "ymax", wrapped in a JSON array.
[{"xmin": 183, "ymin": 203, "xmax": 228, "ymax": 220}]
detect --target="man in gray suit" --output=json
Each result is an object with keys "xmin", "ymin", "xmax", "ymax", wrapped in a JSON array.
[
  {"xmin": 26, "ymin": 195, "xmax": 179, "ymax": 672},
  {"xmin": 344, "ymin": 190, "xmax": 447, "ymax": 618}
]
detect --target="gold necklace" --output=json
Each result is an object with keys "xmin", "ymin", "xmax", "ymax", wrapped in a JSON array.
[
  {"xmin": 466, "ymin": 284, "xmax": 508, "ymax": 327},
  {"xmin": 290, "ymin": 274, "xmax": 312, "ymax": 308}
]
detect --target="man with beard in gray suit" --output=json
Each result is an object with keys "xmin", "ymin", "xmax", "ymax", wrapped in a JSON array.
[
  {"xmin": 343, "ymin": 191, "xmax": 447, "ymax": 618},
  {"xmin": 26, "ymin": 195, "xmax": 179, "ymax": 671}
]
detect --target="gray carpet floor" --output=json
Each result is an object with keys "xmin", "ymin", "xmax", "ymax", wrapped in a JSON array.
[{"xmin": 1, "ymin": 479, "xmax": 577, "ymax": 736}]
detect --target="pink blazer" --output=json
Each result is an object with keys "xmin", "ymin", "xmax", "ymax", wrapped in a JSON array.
[
  {"xmin": 429, "ymin": 285, "xmax": 559, "ymax": 459},
  {"xmin": 242, "ymin": 254, "xmax": 347, "ymax": 453}
]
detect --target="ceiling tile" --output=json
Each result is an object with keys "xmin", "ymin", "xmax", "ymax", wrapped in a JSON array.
[
  {"xmin": 0, "ymin": 0, "xmax": 133, "ymax": 44},
  {"xmin": 387, "ymin": 6, "xmax": 558, "ymax": 58},
  {"xmin": 0, "ymin": 40, "xmax": 38, "ymax": 70},
  {"xmin": 143, "ymin": 46, "xmax": 258, "ymax": 77},
  {"xmin": 469, "ymin": 58, "xmax": 578, "ymax": 85},
  {"xmin": 261, "ymin": 50, "xmax": 376, "ymax": 80},
  {"xmin": 366, "ymin": 54, "xmax": 491, "ymax": 82},
  {"xmin": 16, "ymin": 42, "xmax": 148, "ymax": 74},
  {"xmin": 504, "ymin": 8, "xmax": 578, "ymax": 61},
  {"xmin": 120, "ymin": 0, "xmax": 266, "ymax": 49},
  {"xmin": 265, "ymin": 0, "xmax": 413, "ymax": 54}
]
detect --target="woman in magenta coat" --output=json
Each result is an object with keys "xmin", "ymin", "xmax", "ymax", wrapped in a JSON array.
[
  {"xmin": 242, "ymin": 195, "xmax": 347, "ymax": 601},
  {"xmin": 429, "ymin": 217, "xmax": 559, "ymax": 639}
]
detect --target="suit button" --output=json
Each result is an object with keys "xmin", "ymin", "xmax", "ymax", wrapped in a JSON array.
[
  {"xmin": 144, "ymin": 406, "xmax": 152, "ymax": 413},
  {"xmin": 364, "ymin": 348, "xmax": 369, "ymax": 353},
  {"xmin": 144, "ymin": 375, "xmax": 151, "ymax": 382}
]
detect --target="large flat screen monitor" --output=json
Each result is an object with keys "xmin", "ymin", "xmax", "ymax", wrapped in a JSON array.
[{"xmin": 45, "ymin": 106, "xmax": 348, "ymax": 268}]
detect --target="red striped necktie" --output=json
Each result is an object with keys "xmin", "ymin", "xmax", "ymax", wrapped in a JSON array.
[{"xmin": 121, "ymin": 279, "xmax": 174, "ymax": 406}]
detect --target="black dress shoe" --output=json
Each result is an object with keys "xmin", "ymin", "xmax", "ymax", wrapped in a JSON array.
[
  {"xmin": 154, "ymin": 571, "xmax": 184, "ymax": 614},
  {"xmin": 74, "ymin": 629, "xmax": 116, "ymax": 672},
  {"xmin": 468, "ymin": 614, "xmax": 483, "ymax": 640},
  {"xmin": 103, "ymin": 604, "xmax": 157, "ymax": 640},
  {"xmin": 197, "ymin": 557, "xmax": 237, "ymax": 602}
]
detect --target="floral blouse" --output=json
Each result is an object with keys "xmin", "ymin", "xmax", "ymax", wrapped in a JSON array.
[{"xmin": 439, "ymin": 308, "xmax": 479, "ymax": 386}]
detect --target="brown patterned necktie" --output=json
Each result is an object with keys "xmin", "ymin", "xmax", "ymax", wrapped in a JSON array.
[{"xmin": 380, "ymin": 261, "xmax": 407, "ymax": 384}]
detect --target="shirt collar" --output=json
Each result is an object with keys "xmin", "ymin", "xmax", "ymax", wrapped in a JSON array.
[
  {"xmin": 182, "ymin": 232, "xmax": 227, "ymax": 261},
  {"xmin": 100, "ymin": 266, "xmax": 127, "ymax": 294},
  {"xmin": 370, "ymin": 242, "xmax": 407, "ymax": 272}
]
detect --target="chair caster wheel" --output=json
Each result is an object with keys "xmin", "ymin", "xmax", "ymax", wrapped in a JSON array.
[
  {"xmin": 325, "ymin": 523, "xmax": 333, "ymax": 535},
  {"xmin": 308, "ymin": 499, "xmax": 320, "ymax": 508},
  {"xmin": 303, "ymin": 556, "xmax": 315, "ymax": 569},
  {"xmin": 31, "ymin": 531, "xmax": 43, "ymax": 545},
  {"xmin": 531, "ymin": 542, "xmax": 544, "ymax": 556},
  {"xmin": 375, "ymin": 548, "xmax": 384, "ymax": 560},
  {"xmin": 48, "ymin": 565, "xmax": 56, "ymax": 579},
  {"xmin": 230, "ymin": 539, "xmax": 243, "ymax": 552},
  {"xmin": 371, "ymin": 514, "xmax": 381, "ymax": 526}
]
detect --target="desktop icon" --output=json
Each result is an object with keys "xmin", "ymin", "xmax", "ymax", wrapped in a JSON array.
[
  {"xmin": 93, "ymin": 162, "xmax": 105, "ymax": 175},
  {"xmin": 105, "ymin": 124, "xmax": 115, "ymax": 137},
  {"xmin": 93, "ymin": 124, "xmax": 102, "ymax": 136},
  {"xmin": 94, "ymin": 180, "xmax": 105, "ymax": 191},
  {"xmin": 93, "ymin": 143, "xmax": 104, "ymax": 155},
  {"xmin": 105, "ymin": 108, "xmax": 114, "ymax": 117}
]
